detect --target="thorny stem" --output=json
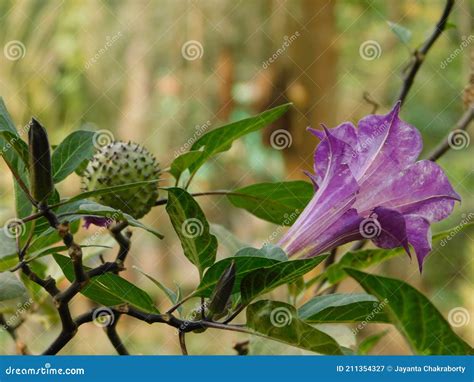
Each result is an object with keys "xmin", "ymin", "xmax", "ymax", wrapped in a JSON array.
[{"xmin": 12, "ymin": 203, "xmax": 133, "ymax": 355}]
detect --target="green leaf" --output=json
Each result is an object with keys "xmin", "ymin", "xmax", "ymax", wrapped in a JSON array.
[
  {"xmin": 165, "ymin": 187, "xmax": 217, "ymax": 277},
  {"xmin": 52, "ymin": 200, "xmax": 164, "ymax": 239},
  {"xmin": 241, "ymin": 256, "xmax": 326, "ymax": 304},
  {"xmin": 0, "ymin": 130, "xmax": 29, "ymax": 164},
  {"xmin": 431, "ymin": 221, "xmax": 474, "ymax": 242},
  {"xmin": 53, "ymin": 254, "xmax": 158, "ymax": 313},
  {"xmin": 236, "ymin": 245, "xmax": 288, "ymax": 261},
  {"xmin": 0, "ymin": 230, "xmax": 22, "ymax": 272},
  {"xmin": 444, "ymin": 21, "xmax": 457, "ymax": 30},
  {"xmin": 0, "ymin": 272, "xmax": 26, "ymax": 301},
  {"xmin": 346, "ymin": 269, "xmax": 473, "ymax": 355},
  {"xmin": 324, "ymin": 248, "xmax": 404, "ymax": 285},
  {"xmin": 357, "ymin": 330, "xmax": 389, "ymax": 355},
  {"xmin": 246, "ymin": 300, "xmax": 342, "ymax": 355},
  {"xmin": 387, "ymin": 21, "xmax": 412, "ymax": 45},
  {"xmin": 227, "ymin": 181, "xmax": 312, "ymax": 225},
  {"xmin": 169, "ymin": 150, "xmax": 203, "ymax": 181},
  {"xmin": 184, "ymin": 104, "xmax": 290, "ymax": 175},
  {"xmin": 57, "ymin": 179, "xmax": 162, "ymax": 207},
  {"xmin": 298, "ymin": 293, "xmax": 389, "ymax": 323},
  {"xmin": 317, "ymin": 223, "xmax": 474, "ymax": 286},
  {"xmin": 52, "ymin": 130, "xmax": 96, "ymax": 183},
  {"xmin": 0, "ymin": 243, "xmax": 110, "ymax": 273},
  {"xmin": 133, "ymin": 266, "xmax": 179, "ymax": 307},
  {"xmin": 195, "ymin": 247, "xmax": 283, "ymax": 297},
  {"xmin": 0, "ymin": 98, "xmax": 32, "ymax": 217}
]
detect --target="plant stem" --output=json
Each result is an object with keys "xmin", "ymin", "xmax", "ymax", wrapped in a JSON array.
[{"xmin": 396, "ymin": 0, "xmax": 455, "ymax": 104}]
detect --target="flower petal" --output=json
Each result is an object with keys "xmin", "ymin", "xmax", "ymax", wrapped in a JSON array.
[
  {"xmin": 404, "ymin": 214, "xmax": 432, "ymax": 272},
  {"xmin": 353, "ymin": 102, "xmax": 422, "ymax": 183},
  {"xmin": 370, "ymin": 207, "xmax": 410, "ymax": 254},
  {"xmin": 299, "ymin": 208, "xmax": 363, "ymax": 257},
  {"xmin": 355, "ymin": 160, "xmax": 460, "ymax": 222},
  {"xmin": 279, "ymin": 128, "xmax": 359, "ymax": 255},
  {"xmin": 83, "ymin": 216, "xmax": 111, "ymax": 229},
  {"xmin": 310, "ymin": 123, "xmax": 357, "ymax": 185}
]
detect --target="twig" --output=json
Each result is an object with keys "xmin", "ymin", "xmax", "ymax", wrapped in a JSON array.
[
  {"xmin": 362, "ymin": 92, "xmax": 380, "ymax": 113},
  {"xmin": 105, "ymin": 314, "xmax": 129, "ymax": 355},
  {"xmin": 178, "ymin": 331, "xmax": 188, "ymax": 355},
  {"xmin": 396, "ymin": 0, "xmax": 455, "ymax": 104},
  {"xmin": 427, "ymin": 107, "xmax": 473, "ymax": 161}
]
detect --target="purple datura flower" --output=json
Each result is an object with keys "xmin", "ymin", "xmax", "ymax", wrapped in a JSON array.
[
  {"xmin": 83, "ymin": 216, "xmax": 111, "ymax": 229},
  {"xmin": 279, "ymin": 102, "xmax": 460, "ymax": 271}
]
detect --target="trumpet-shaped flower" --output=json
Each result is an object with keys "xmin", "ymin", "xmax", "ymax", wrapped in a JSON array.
[{"xmin": 279, "ymin": 103, "xmax": 460, "ymax": 271}]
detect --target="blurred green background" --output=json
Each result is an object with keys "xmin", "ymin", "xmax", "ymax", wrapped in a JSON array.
[{"xmin": 0, "ymin": 0, "xmax": 472, "ymax": 355}]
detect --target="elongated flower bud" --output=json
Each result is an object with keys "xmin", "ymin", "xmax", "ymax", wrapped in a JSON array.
[
  {"xmin": 207, "ymin": 261, "xmax": 236, "ymax": 319},
  {"xmin": 28, "ymin": 118, "xmax": 53, "ymax": 203}
]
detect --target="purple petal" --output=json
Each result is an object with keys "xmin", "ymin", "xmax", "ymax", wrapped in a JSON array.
[
  {"xmin": 370, "ymin": 207, "xmax": 410, "ymax": 254},
  {"xmin": 355, "ymin": 160, "xmax": 460, "ymax": 222},
  {"xmin": 404, "ymin": 214, "xmax": 432, "ymax": 272},
  {"xmin": 311, "ymin": 123, "xmax": 358, "ymax": 185},
  {"xmin": 299, "ymin": 208, "xmax": 363, "ymax": 257},
  {"xmin": 279, "ymin": 129, "xmax": 359, "ymax": 255},
  {"xmin": 353, "ymin": 102, "xmax": 422, "ymax": 183},
  {"xmin": 303, "ymin": 170, "xmax": 319, "ymax": 191},
  {"xmin": 83, "ymin": 216, "xmax": 111, "ymax": 229}
]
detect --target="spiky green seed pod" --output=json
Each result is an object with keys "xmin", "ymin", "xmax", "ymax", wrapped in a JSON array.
[
  {"xmin": 82, "ymin": 141, "xmax": 160, "ymax": 219},
  {"xmin": 28, "ymin": 118, "xmax": 54, "ymax": 203}
]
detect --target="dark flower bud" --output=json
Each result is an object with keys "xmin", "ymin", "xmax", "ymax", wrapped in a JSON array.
[
  {"xmin": 207, "ymin": 261, "xmax": 236, "ymax": 320},
  {"xmin": 28, "ymin": 118, "xmax": 53, "ymax": 203}
]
